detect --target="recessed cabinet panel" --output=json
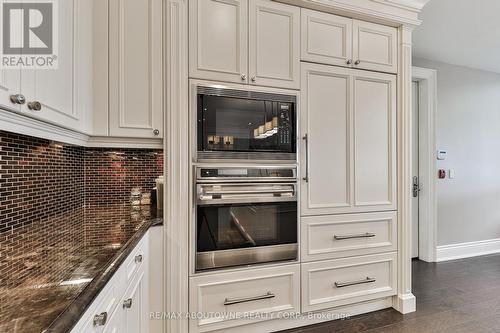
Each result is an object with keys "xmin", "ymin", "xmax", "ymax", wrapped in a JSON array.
[
  {"xmin": 189, "ymin": 0, "xmax": 248, "ymax": 84},
  {"xmin": 353, "ymin": 20, "xmax": 398, "ymax": 73},
  {"xmin": 353, "ymin": 72, "xmax": 396, "ymax": 209},
  {"xmin": 301, "ymin": 63, "xmax": 351, "ymax": 216},
  {"xmin": 189, "ymin": 264, "xmax": 300, "ymax": 332},
  {"xmin": 301, "ymin": 211, "xmax": 397, "ymax": 262},
  {"xmin": 301, "ymin": 253, "xmax": 397, "ymax": 312},
  {"xmin": 109, "ymin": 0, "xmax": 163, "ymax": 138},
  {"xmin": 301, "ymin": 9, "xmax": 352, "ymax": 67},
  {"xmin": 249, "ymin": 0, "xmax": 300, "ymax": 89}
]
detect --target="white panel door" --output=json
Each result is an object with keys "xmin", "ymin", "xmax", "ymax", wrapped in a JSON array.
[
  {"xmin": 123, "ymin": 271, "xmax": 149, "ymax": 333},
  {"xmin": 352, "ymin": 20, "xmax": 398, "ymax": 74},
  {"xmin": 412, "ymin": 81, "xmax": 419, "ymax": 258},
  {"xmin": 300, "ymin": 9, "xmax": 353, "ymax": 68},
  {"xmin": 249, "ymin": 0, "xmax": 300, "ymax": 89},
  {"xmin": 301, "ymin": 63, "xmax": 352, "ymax": 216},
  {"xmin": 353, "ymin": 70, "xmax": 397, "ymax": 211},
  {"xmin": 109, "ymin": 0, "xmax": 163, "ymax": 138},
  {"xmin": 20, "ymin": 0, "xmax": 85, "ymax": 131},
  {"xmin": 189, "ymin": 0, "xmax": 248, "ymax": 84}
]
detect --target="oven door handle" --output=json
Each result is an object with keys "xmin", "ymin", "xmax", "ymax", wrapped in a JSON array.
[{"xmin": 204, "ymin": 189, "xmax": 294, "ymax": 195}]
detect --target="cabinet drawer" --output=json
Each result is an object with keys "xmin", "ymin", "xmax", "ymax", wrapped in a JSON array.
[
  {"xmin": 122, "ymin": 232, "xmax": 148, "ymax": 288},
  {"xmin": 189, "ymin": 264, "xmax": 300, "ymax": 333},
  {"xmin": 302, "ymin": 253, "xmax": 397, "ymax": 312},
  {"xmin": 301, "ymin": 212, "xmax": 397, "ymax": 262}
]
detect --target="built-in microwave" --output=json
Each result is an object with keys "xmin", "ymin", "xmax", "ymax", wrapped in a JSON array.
[{"xmin": 195, "ymin": 85, "xmax": 297, "ymax": 162}]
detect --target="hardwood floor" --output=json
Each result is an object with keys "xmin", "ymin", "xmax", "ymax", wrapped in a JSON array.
[{"xmin": 280, "ymin": 255, "xmax": 500, "ymax": 333}]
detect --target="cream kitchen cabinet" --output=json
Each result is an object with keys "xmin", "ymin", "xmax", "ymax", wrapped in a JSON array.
[
  {"xmin": 189, "ymin": 0, "xmax": 248, "ymax": 84},
  {"xmin": 189, "ymin": 0, "xmax": 300, "ymax": 89},
  {"xmin": 0, "ymin": 0, "xmax": 93, "ymax": 133},
  {"xmin": 301, "ymin": 10, "xmax": 398, "ymax": 74},
  {"xmin": 108, "ymin": 0, "xmax": 163, "ymax": 138},
  {"xmin": 301, "ymin": 62, "xmax": 396, "ymax": 216},
  {"xmin": 248, "ymin": 0, "xmax": 300, "ymax": 89}
]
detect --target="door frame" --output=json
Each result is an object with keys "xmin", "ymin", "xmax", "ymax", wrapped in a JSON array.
[{"xmin": 412, "ymin": 66, "xmax": 437, "ymax": 262}]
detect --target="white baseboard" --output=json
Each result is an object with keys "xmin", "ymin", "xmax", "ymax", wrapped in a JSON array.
[
  {"xmin": 393, "ymin": 293, "xmax": 416, "ymax": 314},
  {"xmin": 436, "ymin": 238, "xmax": 500, "ymax": 262}
]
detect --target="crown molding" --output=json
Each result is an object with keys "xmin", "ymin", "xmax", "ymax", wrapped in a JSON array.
[{"xmin": 275, "ymin": 0, "xmax": 431, "ymax": 26}]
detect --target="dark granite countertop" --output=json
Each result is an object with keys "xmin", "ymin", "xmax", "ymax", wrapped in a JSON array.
[{"xmin": 0, "ymin": 204, "xmax": 163, "ymax": 333}]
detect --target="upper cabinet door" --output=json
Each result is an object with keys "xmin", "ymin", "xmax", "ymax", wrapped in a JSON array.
[
  {"xmin": 352, "ymin": 20, "xmax": 398, "ymax": 73},
  {"xmin": 249, "ymin": 0, "xmax": 300, "ymax": 89},
  {"xmin": 189, "ymin": 0, "xmax": 248, "ymax": 84},
  {"xmin": 301, "ymin": 9, "xmax": 353, "ymax": 68},
  {"xmin": 301, "ymin": 63, "xmax": 352, "ymax": 216},
  {"xmin": 109, "ymin": 0, "xmax": 163, "ymax": 138},
  {"xmin": 353, "ymin": 70, "xmax": 396, "ymax": 211},
  {"xmin": 20, "ymin": 0, "xmax": 92, "ymax": 132}
]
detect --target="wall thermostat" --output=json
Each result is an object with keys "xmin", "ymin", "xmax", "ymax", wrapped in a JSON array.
[{"xmin": 437, "ymin": 150, "xmax": 447, "ymax": 160}]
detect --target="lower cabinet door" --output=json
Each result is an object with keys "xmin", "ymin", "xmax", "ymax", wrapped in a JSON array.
[
  {"xmin": 190, "ymin": 264, "xmax": 301, "ymax": 333},
  {"xmin": 301, "ymin": 253, "xmax": 397, "ymax": 312},
  {"xmin": 123, "ymin": 270, "xmax": 149, "ymax": 333},
  {"xmin": 103, "ymin": 306, "xmax": 124, "ymax": 333}
]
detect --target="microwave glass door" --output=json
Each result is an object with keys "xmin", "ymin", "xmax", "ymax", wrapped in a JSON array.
[
  {"xmin": 197, "ymin": 95, "xmax": 295, "ymax": 154},
  {"xmin": 197, "ymin": 202, "xmax": 297, "ymax": 253}
]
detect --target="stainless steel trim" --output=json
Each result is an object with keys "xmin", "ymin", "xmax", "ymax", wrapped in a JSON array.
[
  {"xmin": 333, "ymin": 233, "xmax": 376, "ymax": 240},
  {"xmin": 196, "ymin": 244, "xmax": 298, "ymax": 271},
  {"xmin": 93, "ymin": 312, "xmax": 108, "ymax": 327},
  {"xmin": 197, "ymin": 86, "xmax": 297, "ymax": 103},
  {"xmin": 197, "ymin": 183, "xmax": 296, "ymax": 205},
  {"xmin": 196, "ymin": 166, "xmax": 297, "ymax": 183},
  {"xmin": 334, "ymin": 277, "xmax": 376, "ymax": 288},
  {"xmin": 302, "ymin": 134, "xmax": 309, "ymax": 182},
  {"xmin": 224, "ymin": 292, "xmax": 275, "ymax": 306},
  {"xmin": 197, "ymin": 151, "xmax": 297, "ymax": 162},
  {"xmin": 123, "ymin": 298, "xmax": 133, "ymax": 309}
]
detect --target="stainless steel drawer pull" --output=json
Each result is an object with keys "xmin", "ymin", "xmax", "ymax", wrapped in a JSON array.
[
  {"xmin": 303, "ymin": 134, "xmax": 309, "ymax": 182},
  {"xmin": 334, "ymin": 277, "xmax": 376, "ymax": 288},
  {"xmin": 224, "ymin": 292, "xmax": 275, "ymax": 306},
  {"xmin": 333, "ymin": 233, "xmax": 375, "ymax": 241},
  {"xmin": 93, "ymin": 312, "xmax": 108, "ymax": 326},
  {"xmin": 123, "ymin": 298, "xmax": 133, "ymax": 309}
]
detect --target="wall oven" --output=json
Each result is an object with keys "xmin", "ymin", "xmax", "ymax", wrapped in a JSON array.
[
  {"xmin": 195, "ymin": 166, "xmax": 298, "ymax": 271},
  {"xmin": 195, "ymin": 85, "xmax": 297, "ymax": 162}
]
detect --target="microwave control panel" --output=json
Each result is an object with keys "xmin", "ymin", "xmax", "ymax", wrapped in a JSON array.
[{"xmin": 278, "ymin": 103, "xmax": 293, "ymax": 148}]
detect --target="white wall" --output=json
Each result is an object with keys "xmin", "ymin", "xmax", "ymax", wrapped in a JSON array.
[{"xmin": 414, "ymin": 57, "xmax": 500, "ymax": 246}]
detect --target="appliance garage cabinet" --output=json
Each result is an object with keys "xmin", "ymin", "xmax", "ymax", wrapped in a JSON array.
[
  {"xmin": 0, "ymin": 0, "xmax": 163, "ymax": 147},
  {"xmin": 176, "ymin": 0, "xmax": 421, "ymax": 332}
]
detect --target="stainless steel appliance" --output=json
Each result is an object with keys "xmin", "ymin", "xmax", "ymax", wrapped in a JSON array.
[
  {"xmin": 195, "ymin": 166, "xmax": 298, "ymax": 271},
  {"xmin": 195, "ymin": 86, "xmax": 297, "ymax": 161}
]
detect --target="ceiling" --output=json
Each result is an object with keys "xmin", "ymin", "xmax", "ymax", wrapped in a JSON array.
[{"xmin": 413, "ymin": 0, "xmax": 500, "ymax": 73}]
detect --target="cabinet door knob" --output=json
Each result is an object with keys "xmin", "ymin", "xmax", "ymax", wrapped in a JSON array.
[
  {"xmin": 27, "ymin": 101, "xmax": 42, "ymax": 111},
  {"xmin": 153, "ymin": 129, "xmax": 160, "ymax": 136},
  {"xmin": 123, "ymin": 298, "xmax": 133, "ymax": 309},
  {"xmin": 241, "ymin": 74, "xmax": 247, "ymax": 81},
  {"xmin": 93, "ymin": 312, "xmax": 108, "ymax": 327},
  {"xmin": 10, "ymin": 94, "xmax": 26, "ymax": 105},
  {"xmin": 354, "ymin": 60, "xmax": 361, "ymax": 65},
  {"xmin": 135, "ymin": 254, "xmax": 143, "ymax": 263},
  {"xmin": 251, "ymin": 76, "xmax": 256, "ymax": 82},
  {"xmin": 346, "ymin": 59, "xmax": 352, "ymax": 65}
]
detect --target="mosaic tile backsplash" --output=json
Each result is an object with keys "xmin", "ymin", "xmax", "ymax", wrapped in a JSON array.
[{"xmin": 0, "ymin": 131, "xmax": 163, "ymax": 288}]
